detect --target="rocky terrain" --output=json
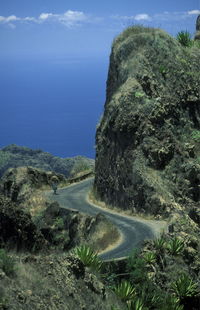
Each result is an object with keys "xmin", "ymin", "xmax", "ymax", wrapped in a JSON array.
[
  {"xmin": 0, "ymin": 167, "xmax": 121, "ymax": 310},
  {"xmin": 0, "ymin": 144, "xmax": 94, "ymax": 178},
  {"xmin": 94, "ymin": 20, "xmax": 200, "ymax": 218},
  {"xmin": 0, "ymin": 251, "xmax": 125, "ymax": 310}
]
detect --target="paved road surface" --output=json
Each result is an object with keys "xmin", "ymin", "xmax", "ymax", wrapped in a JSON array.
[{"xmin": 46, "ymin": 178, "xmax": 167, "ymax": 260}]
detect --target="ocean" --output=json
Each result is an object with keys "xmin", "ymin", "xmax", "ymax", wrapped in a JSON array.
[{"xmin": 0, "ymin": 56, "xmax": 108, "ymax": 159}]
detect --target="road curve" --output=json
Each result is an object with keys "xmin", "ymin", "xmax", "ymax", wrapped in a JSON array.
[{"xmin": 46, "ymin": 178, "xmax": 167, "ymax": 260}]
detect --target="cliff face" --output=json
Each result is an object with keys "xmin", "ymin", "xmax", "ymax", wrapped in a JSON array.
[{"xmin": 94, "ymin": 24, "xmax": 200, "ymax": 216}]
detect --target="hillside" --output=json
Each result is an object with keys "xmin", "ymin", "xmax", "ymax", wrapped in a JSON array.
[
  {"xmin": 0, "ymin": 169, "xmax": 122, "ymax": 310},
  {"xmin": 0, "ymin": 144, "xmax": 94, "ymax": 178},
  {"xmin": 94, "ymin": 25, "xmax": 200, "ymax": 218}
]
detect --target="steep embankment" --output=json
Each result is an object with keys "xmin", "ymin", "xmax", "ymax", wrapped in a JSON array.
[{"xmin": 94, "ymin": 25, "xmax": 200, "ymax": 218}]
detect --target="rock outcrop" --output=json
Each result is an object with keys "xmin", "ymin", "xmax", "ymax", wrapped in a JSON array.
[
  {"xmin": 35, "ymin": 201, "xmax": 119, "ymax": 252},
  {"xmin": 0, "ymin": 166, "xmax": 65, "ymax": 203},
  {"xmin": 0, "ymin": 195, "xmax": 46, "ymax": 251},
  {"xmin": 94, "ymin": 25, "xmax": 200, "ymax": 216},
  {"xmin": 195, "ymin": 15, "xmax": 200, "ymax": 40}
]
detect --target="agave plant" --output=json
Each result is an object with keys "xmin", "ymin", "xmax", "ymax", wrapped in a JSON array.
[
  {"xmin": 113, "ymin": 280, "xmax": 136, "ymax": 302},
  {"xmin": 153, "ymin": 236, "xmax": 166, "ymax": 252},
  {"xmin": 111, "ymin": 306, "xmax": 120, "ymax": 310},
  {"xmin": 167, "ymin": 237, "xmax": 184, "ymax": 255},
  {"xmin": 176, "ymin": 31, "xmax": 193, "ymax": 47},
  {"xmin": 171, "ymin": 274, "xmax": 198, "ymax": 300},
  {"xmin": 143, "ymin": 252, "xmax": 156, "ymax": 265},
  {"xmin": 74, "ymin": 245, "xmax": 102, "ymax": 271},
  {"xmin": 160, "ymin": 295, "xmax": 183, "ymax": 310},
  {"xmin": 127, "ymin": 297, "xmax": 147, "ymax": 310}
]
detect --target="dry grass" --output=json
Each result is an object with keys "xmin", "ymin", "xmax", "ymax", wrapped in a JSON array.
[
  {"xmin": 26, "ymin": 190, "xmax": 48, "ymax": 217},
  {"xmin": 89, "ymin": 221, "xmax": 121, "ymax": 253}
]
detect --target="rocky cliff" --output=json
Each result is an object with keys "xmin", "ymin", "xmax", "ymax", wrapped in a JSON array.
[{"xmin": 94, "ymin": 23, "xmax": 200, "ymax": 217}]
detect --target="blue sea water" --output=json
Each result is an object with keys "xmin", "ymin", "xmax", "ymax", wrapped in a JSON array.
[{"xmin": 0, "ymin": 56, "xmax": 108, "ymax": 158}]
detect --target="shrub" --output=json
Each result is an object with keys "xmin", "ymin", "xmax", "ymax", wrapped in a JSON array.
[
  {"xmin": 74, "ymin": 245, "xmax": 102, "ymax": 271},
  {"xmin": 171, "ymin": 273, "xmax": 198, "ymax": 300},
  {"xmin": 127, "ymin": 250, "xmax": 148, "ymax": 283},
  {"xmin": 113, "ymin": 280, "xmax": 136, "ymax": 302},
  {"xmin": 167, "ymin": 237, "xmax": 184, "ymax": 255},
  {"xmin": 0, "ymin": 249, "xmax": 16, "ymax": 277},
  {"xmin": 176, "ymin": 31, "xmax": 193, "ymax": 47}
]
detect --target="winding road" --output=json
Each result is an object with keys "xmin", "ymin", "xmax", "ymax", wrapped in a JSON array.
[{"xmin": 46, "ymin": 178, "xmax": 167, "ymax": 260}]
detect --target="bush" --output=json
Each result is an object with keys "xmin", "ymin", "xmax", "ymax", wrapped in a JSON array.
[
  {"xmin": 0, "ymin": 249, "xmax": 16, "ymax": 277},
  {"xmin": 127, "ymin": 250, "xmax": 148, "ymax": 283},
  {"xmin": 176, "ymin": 31, "xmax": 193, "ymax": 47},
  {"xmin": 74, "ymin": 245, "xmax": 102, "ymax": 271}
]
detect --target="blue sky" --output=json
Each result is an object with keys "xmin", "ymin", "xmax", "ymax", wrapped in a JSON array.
[{"xmin": 0, "ymin": 0, "xmax": 199, "ymax": 60}]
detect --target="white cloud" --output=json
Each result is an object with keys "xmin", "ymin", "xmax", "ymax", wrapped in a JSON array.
[
  {"xmin": 38, "ymin": 10, "xmax": 88, "ymax": 27},
  {"xmin": 112, "ymin": 14, "xmax": 151, "ymax": 21},
  {"xmin": 134, "ymin": 14, "xmax": 151, "ymax": 21},
  {"xmin": 0, "ymin": 15, "xmax": 19, "ymax": 23},
  {"xmin": 39, "ymin": 13, "xmax": 54, "ymax": 20},
  {"xmin": 24, "ymin": 17, "xmax": 37, "ymax": 22},
  {"xmin": 0, "ymin": 10, "xmax": 88, "ymax": 28},
  {"xmin": 58, "ymin": 10, "xmax": 88, "ymax": 27},
  {"xmin": 188, "ymin": 10, "xmax": 200, "ymax": 15},
  {"xmin": 6, "ymin": 15, "xmax": 19, "ymax": 22}
]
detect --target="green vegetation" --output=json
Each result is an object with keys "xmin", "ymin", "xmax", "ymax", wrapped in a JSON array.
[
  {"xmin": 176, "ymin": 31, "xmax": 193, "ymax": 47},
  {"xmin": 74, "ymin": 245, "xmax": 102, "ymax": 271},
  {"xmin": 0, "ymin": 295, "xmax": 9, "ymax": 310},
  {"xmin": 127, "ymin": 298, "xmax": 147, "ymax": 310},
  {"xmin": 134, "ymin": 91, "xmax": 145, "ymax": 98},
  {"xmin": 191, "ymin": 130, "xmax": 200, "ymax": 142},
  {"xmin": 0, "ymin": 144, "xmax": 94, "ymax": 178},
  {"xmin": 70, "ymin": 159, "xmax": 92, "ymax": 176},
  {"xmin": 113, "ymin": 280, "xmax": 136, "ymax": 302},
  {"xmin": 101, "ymin": 228, "xmax": 200, "ymax": 310},
  {"xmin": 113, "ymin": 24, "xmax": 158, "ymax": 46},
  {"xmin": 171, "ymin": 274, "xmax": 198, "ymax": 301},
  {"xmin": 142, "ymin": 251, "xmax": 156, "ymax": 265},
  {"xmin": 152, "ymin": 235, "xmax": 166, "ymax": 253},
  {"xmin": 167, "ymin": 237, "xmax": 184, "ymax": 255},
  {"xmin": 54, "ymin": 217, "xmax": 65, "ymax": 230},
  {"xmin": 0, "ymin": 249, "xmax": 16, "ymax": 277}
]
